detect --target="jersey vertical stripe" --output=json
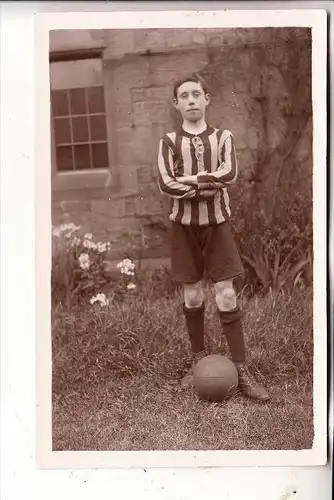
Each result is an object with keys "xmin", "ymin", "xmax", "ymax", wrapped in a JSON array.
[
  {"xmin": 223, "ymin": 188, "xmax": 231, "ymax": 217},
  {"xmin": 219, "ymin": 190, "xmax": 230, "ymax": 222},
  {"xmin": 174, "ymin": 132, "xmax": 185, "ymax": 222},
  {"xmin": 181, "ymin": 199, "xmax": 192, "ymax": 225},
  {"xmin": 174, "ymin": 199, "xmax": 184, "ymax": 224},
  {"xmin": 190, "ymin": 136, "xmax": 200, "ymax": 225},
  {"xmin": 197, "ymin": 135, "xmax": 211, "ymax": 225},
  {"xmin": 208, "ymin": 132, "xmax": 218, "ymax": 173}
]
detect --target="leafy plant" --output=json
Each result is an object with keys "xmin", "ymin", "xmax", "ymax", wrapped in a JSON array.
[{"xmin": 242, "ymin": 241, "xmax": 312, "ymax": 294}]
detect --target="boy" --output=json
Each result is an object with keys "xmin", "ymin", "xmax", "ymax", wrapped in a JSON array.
[{"xmin": 157, "ymin": 73, "xmax": 269, "ymax": 402}]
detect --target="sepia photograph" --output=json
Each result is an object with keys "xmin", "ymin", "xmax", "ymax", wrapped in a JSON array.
[{"xmin": 34, "ymin": 10, "xmax": 327, "ymax": 465}]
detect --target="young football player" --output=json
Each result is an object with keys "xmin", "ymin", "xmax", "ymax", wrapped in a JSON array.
[{"xmin": 157, "ymin": 73, "xmax": 269, "ymax": 402}]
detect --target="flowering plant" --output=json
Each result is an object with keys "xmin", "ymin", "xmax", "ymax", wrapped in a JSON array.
[
  {"xmin": 52, "ymin": 223, "xmax": 111, "ymax": 306},
  {"xmin": 52, "ymin": 222, "xmax": 140, "ymax": 307},
  {"xmin": 90, "ymin": 293, "xmax": 110, "ymax": 307}
]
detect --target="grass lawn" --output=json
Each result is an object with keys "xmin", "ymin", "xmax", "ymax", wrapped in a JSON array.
[{"xmin": 52, "ymin": 280, "xmax": 314, "ymax": 451}]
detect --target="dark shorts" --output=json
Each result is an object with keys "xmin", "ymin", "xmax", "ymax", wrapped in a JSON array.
[{"xmin": 171, "ymin": 221, "xmax": 244, "ymax": 284}]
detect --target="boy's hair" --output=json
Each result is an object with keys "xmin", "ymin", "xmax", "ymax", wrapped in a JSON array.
[{"xmin": 173, "ymin": 73, "xmax": 209, "ymax": 100}]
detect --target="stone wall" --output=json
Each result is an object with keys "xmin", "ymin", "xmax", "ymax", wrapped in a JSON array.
[{"xmin": 50, "ymin": 28, "xmax": 312, "ymax": 260}]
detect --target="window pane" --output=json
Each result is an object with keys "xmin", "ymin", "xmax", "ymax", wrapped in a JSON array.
[
  {"xmin": 74, "ymin": 144, "xmax": 90, "ymax": 170},
  {"xmin": 54, "ymin": 117, "xmax": 71, "ymax": 144},
  {"xmin": 52, "ymin": 90, "xmax": 69, "ymax": 117},
  {"xmin": 70, "ymin": 88, "xmax": 87, "ymax": 115},
  {"xmin": 56, "ymin": 146, "xmax": 73, "ymax": 171},
  {"xmin": 92, "ymin": 143, "xmax": 108, "ymax": 169},
  {"xmin": 90, "ymin": 115, "xmax": 107, "ymax": 141},
  {"xmin": 87, "ymin": 86, "xmax": 105, "ymax": 113},
  {"xmin": 72, "ymin": 116, "xmax": 89, "ymax": 143}
]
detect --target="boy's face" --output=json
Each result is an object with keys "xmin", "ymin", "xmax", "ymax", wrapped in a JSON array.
[{"xmin": 174, "ymin": 81, "xmax": 210, "ymax": 122}]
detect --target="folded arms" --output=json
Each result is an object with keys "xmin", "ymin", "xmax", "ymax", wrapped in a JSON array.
[{"xmin": 158, "ymin": 133, "xmax": 237, "ymax": 200}]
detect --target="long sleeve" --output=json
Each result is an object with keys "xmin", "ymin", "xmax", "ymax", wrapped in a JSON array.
[
  {"xmin": 158, "ymin": 138, "xmax": 197, "ymax": 199},
  {"xmin": 198, "ymin": 132, "xmax": 238, "ymax": 189}
]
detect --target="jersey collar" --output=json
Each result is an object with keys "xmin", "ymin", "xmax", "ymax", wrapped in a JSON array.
[{"xmin": 179, "ymin": 123, "xmax": 215, "ymax": 139}]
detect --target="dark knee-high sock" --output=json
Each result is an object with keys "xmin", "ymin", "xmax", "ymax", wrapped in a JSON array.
[
  {"xmin": 183, "ymin": 303, "xmax": 205, "ymax": 355},
  {"xmin": 218, "ymin": 307, "xmax": 246, "ymax": 364}
]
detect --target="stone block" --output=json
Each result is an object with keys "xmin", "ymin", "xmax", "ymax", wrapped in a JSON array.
[
  {"xmin": 116, "ymin": 126, "xmax": 158, "ymax": 164},
  {"xmin": 125, "ymin": 196, "xmax": 137, "ymax": 216},
  {"xmin": 103, "ymin": 30, "xmax": 136, "ymax": 58},
  {"xmin": 135, "ymin": 28, "xmax": 193, "ymax": 54},
  {"xmin": 150, "ymin": 50, "xmax": 208, "ymax": 75},
  {"xmin": 151, "ymin": 70, "xmax": 179, "ymax": 87},
  {"xmin": 138, "ymin": 181, "xmax": 158, "ymax": 196},
  {"xmin": 52, "ymin": 203, "xmax": 65, "ymax": 219},
  {"xmin": 137, "ymin": 165, "xmax": 154, "ymax": 184},
  {"xmin": 50, "ymin": 29, "xmax": 104, "ymax": 52},
  {"xmin": 132, "ymin": 100, "xmax": 170, "ymax": 125},
  {"xmin": 118, "ymin": 165, "xmax": 140, "ymax": 196},
  {"xmin": 165, "ymin": 29, "xmax": 193, "ymax": 49},
  {"xmin": 113, "ymin": 60, "xmax": 151, "ymax": 89},
  {"xmin": 114, "ymin": 104, "xmax": 133, "ymax": 126},
  {"xmin": 131, "ymin": 88, "xmax": 147, "ymax": 102},
  {"xmin": 131, "ymin": 86, "xmax": 172, "ymax": 103},
  {"xmin": 206, "ymin": 34, "xmax": 224, "ymax": 47},
  {"xmin": 60, "ymin": 199, "xmax": 91, "ymax": 213},
  {"xmin": 191, "ymin": 30, "xmax": 207, "ymax": 46},
  {"xmin": 102, "ymin": 215, "xmax": 137, "ymax": 236},
  {"xmin": 91, "ymin": 198, "xmax": 126, "ymax": 219},
  {"xmin": 115, "ymin": 127, "xmax": 134, "ymax": 165},
  {"xmin": 199, "ymin": 28, "xmax": 224, "ymax": 37},
  {"xmin": 136, "ymin": 192, "xmax": 165, "ymax": 216},
  {"xmin": 134, "ymin": 29, "xmax": 167, "ymax": 53}
]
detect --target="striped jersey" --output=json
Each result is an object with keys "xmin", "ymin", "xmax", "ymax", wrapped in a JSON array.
[{"xmin": 157, "ymin": 124, "xmax": 238, "ymax": 226}]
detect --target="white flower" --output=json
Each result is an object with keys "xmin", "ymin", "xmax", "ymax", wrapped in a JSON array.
[
  {"xmin": 83, "ymin": 239, "xmax": 97, "ymax": 250},
  {"xmin": 127, "ymin": 283, "xmax": 136, "ymax": 290},
  {"xmin": 52, "ymin": 227, "xmax": 62, "ymax": 237},
  {"xmin": 90, "ymin": 293, "xmax": 109, "ymax": 306},
  {"xmin": 117, "ymin": 258, "xmax": 136, "ymax": 276},
  {"xmin": 52, "ymin": 223, "xmax": 80, "ymax": 238},
  {"xmin": 71, "ymin": 236, "xmax": 81, "ymax": 247},
  {"xmin": 61, "ymin": 223, "xmax": 80, "ymax": 233},
  {"xmin": 78, "ymin": 253, "xmax": 90, "ymax": 270},
  {"xmin": 84, "ymin": 233, "xmax": 93, "ymax": 240},
  {"xmin": 97, "ymin": 242, "xmax": 107, "ymax": 253},
  {"xmin": 124, "ymin": 258, "xmax": 135, "ymax": 269}
]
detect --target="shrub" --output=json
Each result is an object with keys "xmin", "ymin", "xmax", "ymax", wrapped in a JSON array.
[{"xmin": 231, "ymin": 173, "xmax": 312, "ymax": 295}]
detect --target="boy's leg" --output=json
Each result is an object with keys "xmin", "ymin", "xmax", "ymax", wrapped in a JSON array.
[
  {"xmin": 170, "ymin": 223, "xmax": 207, "ymax": 386},
  {"xmin": 180, "ymin": 281, "xmax": 206, "ymax": 388},
  {"xmin": 215, "ymin": 280, "xmax": 269, "ymax": 401},
  {"xmin": 214, "ymin": 280, "xmax": 245, "ymax": 363},
  {"xmin": 205, "ymin": 222, "xmax": 270, "ymax": 401},
  {"xmin": 183, "ymin": 281, "xmax": 206, "ymax": 354}
]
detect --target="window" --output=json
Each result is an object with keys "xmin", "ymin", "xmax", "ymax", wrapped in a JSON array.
[{"xmin": 50, "ymin": 57, "xmax": 109, "ymax": 172}]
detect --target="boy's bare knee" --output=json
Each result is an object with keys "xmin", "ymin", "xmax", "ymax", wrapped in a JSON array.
[
  {"xmin": 184, "ymin": 282, "xmax": 204, "ymax": 308},
  {"xmin": 214, "ymin": 280, "xmax": 237, "ymax": 311}
]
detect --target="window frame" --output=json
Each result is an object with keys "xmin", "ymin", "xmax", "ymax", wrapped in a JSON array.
[{"xmin": 50, "ymin": 48, "xmax": 117, "ymax": 194}]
